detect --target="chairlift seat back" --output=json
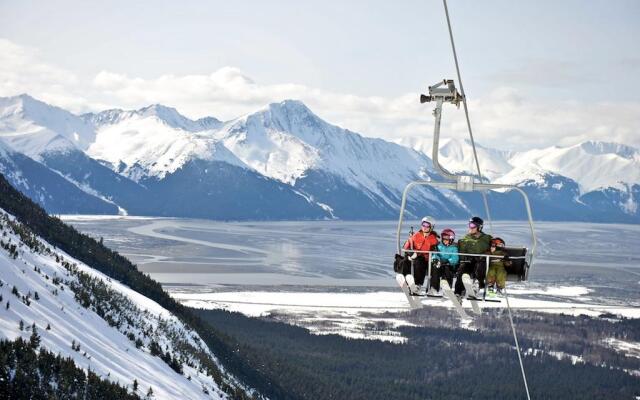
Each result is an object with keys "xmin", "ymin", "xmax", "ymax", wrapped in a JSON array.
[{"xmin": 504, "ymin": 246, "xmax": 529, "ymax": 282}]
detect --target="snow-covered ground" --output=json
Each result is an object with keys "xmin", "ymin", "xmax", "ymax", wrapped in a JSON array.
[
  {"xmin": 605, "ymin": 338, "xmax": 640, "ymax": 359},
  {"xmin": 0, "ymin": 209, "xmax": 243, "ymax": 399},
  {"xmin": 170, "ymin": 285, "xmax": 640, "ymax": 344}
]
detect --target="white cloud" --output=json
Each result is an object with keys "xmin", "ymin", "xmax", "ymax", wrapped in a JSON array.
[
  {"xmin": 0, "ymin": 38, "xmax": 90, "ymax": 111},
  {"xmin": 1, "ymin": 38, "xmax": 639, "ymax": 151}
]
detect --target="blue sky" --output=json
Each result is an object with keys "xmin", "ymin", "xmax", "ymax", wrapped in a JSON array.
[{"xmin": 1, "ymin": 0, "xmax": 639, "ymax": 149}]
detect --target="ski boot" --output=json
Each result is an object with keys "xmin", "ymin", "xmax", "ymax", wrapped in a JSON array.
[{"xmin": 487, "ymin": 285, "xmax": 497, "ymax": 299}]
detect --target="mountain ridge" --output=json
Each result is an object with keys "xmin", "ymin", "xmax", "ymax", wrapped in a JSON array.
[{"xmin": 0, "ymin": 94, "xmax": 638, "ymax": 222}]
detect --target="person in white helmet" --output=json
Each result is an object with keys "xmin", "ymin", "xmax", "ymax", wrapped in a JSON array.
[{"xmin": 403, "ymin": 216, "xmax": 439, "ymax": 294}]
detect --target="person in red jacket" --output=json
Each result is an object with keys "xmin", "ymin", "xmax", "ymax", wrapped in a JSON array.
[{"xmin": 403, "ymin": 216, "xmax": 439, "ymax": 293}]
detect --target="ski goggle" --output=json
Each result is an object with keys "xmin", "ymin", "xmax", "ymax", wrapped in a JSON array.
[
  {"xmin": 468, "ymin": 222, "xmax": 478, "ymax": 229},
  {"xmin": 442, "ymin": 236, "xmax": 454, "ymax": 242},
  {"xmin": 491, "ymin": 242, "xmax": 505, "ymax": 248},
  {"xmin": 421, "ymin": 222, "xmax": 431, "ymax": 229}
]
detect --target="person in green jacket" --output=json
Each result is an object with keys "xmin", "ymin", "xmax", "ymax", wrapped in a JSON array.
[
  {"xmin": 486, "ymin": 237, "xmax": 512, "ymax": 296},
  {"xmin": 455, "ymin": 216, "xmax": 492, "ymax": 298}
]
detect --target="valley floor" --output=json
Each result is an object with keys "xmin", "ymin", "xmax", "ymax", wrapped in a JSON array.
[{"xmin": 170, "ymin": 283, "xmax": 640, "ymax": 342}]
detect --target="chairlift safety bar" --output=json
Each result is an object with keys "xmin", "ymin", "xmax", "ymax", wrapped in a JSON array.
[
  {"xmin": 400, "ymin": 248, "xmax": 527, "ymax": 260},
  {"xmin": 396, "ymin": 180, "xmax": 537, "ymax": 268}
]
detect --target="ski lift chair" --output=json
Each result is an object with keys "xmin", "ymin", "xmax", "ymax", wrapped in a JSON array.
[{"xmin": 395, "ymin": 80, "xmax": 536, "ymax": 296}]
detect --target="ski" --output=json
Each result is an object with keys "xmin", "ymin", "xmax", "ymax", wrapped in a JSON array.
[
  {"xmin": 440, "ymin": 280, "xmax": 469, "ymax": 319},
  {"xmin": 483, "ymin": 290, "xmax": 503, "ymax": 303},
  {"xmin": 461, "ymin": 274, "xmax": 482, "ymax": 315},
  {"xmin": 396, "ymin": 274, "xmax": 422, "ymax": 309},
  {"xmin": 405, "ymin": 274, "xmax": 419, "ymax": 295}
]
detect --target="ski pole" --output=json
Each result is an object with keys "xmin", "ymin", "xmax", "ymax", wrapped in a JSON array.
[{"xmin": 409, "ymin": 226, "xmax": 415, "ymax": 278}]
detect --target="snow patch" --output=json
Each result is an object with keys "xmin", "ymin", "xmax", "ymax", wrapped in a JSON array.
[{"xmin": 604, "ymin": 338, "xmax": 640, "ymax": 359}]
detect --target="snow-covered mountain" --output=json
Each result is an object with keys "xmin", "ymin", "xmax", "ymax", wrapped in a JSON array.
[
  {"xmin": 405, "ymin": 136, "xmax": 640, "ymax": 195},
  {"xmin": 403, "ymin": 136, "xmax": 640, "ymax": 221},
  {"xmin": 400, "ymin": 137, "xmax": 514, "ymax": 181},
  {"xmin": 83, "ymin": 105, "xmax": 233, "ymax": 181},
  {"xmin": 0, "ymin": 139, "xmax": 120, "ymax": 214},
  {"xmin": 0, "ymin": 94, "xmax": 95, "ymax": 157},
  {"xmin": 498, "ymin": 141, "xmax": 640, "ymax": 193},
  {"xmin": 84, "ymin": 104, "xmax": 222, "ymax": 133},
  {"xmin": 214, "ymin": 100, "xmax": 460, "ymax": 219},
  {"xmin": 0, "ymin": 207, "xmax": 248, "ymax": 399},
  {"xmin": 0, "ymin": 95, "xmax": 329, "ymax": 219},
  {"xmin": 0, "ymin": 93, "xmax": 638, "ymax": 222}
]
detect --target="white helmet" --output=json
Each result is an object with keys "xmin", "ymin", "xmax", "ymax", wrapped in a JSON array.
[{"xmin": 421, "ymin": 216, "xmax": 435, "ymax": 229}]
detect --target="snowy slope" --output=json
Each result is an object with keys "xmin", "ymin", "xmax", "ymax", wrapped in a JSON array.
[
  {"xmin": 216, "ymin": 100, "xmax": 431, "ymax": 190},
  {"xmin": 400, "ymin": 137, "xmax": 513, "ymax": 181},
  {"xmin": 84, "ymin": 106, "xmax": 242, "ymax": 181},
  {"xmin": 214, "ymin": 100, "xmax": 446, "ymax": 212},
  {"xmin": 0, "ymin": 96, "xmax": 237, "ymax": 183},
  {"xmin": 84, "ymin": 104, "xmax": 222, "ymax": 132},
  {"xmin": 405, "ymin": 134, "xmax": 640, "ymax": 194},
  {"xmin": 502, "ymin": 141, "xmax": 640, "ymax": 193},
  {"xmin": 0, "ymin": 140, "xmax": 120, "ymax": 214},
  {"xmin": 0, "ymin": 209, "xmax": 246, "ymax": 399},
  {"xmin": 0, "ymin": 94, "xmax": 95, "ymax": 158}
]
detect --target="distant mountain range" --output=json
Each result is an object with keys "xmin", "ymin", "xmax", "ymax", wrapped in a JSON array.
[{"xmin": 1, "ymin": 94, "xmax": 638, "ymax": 222}]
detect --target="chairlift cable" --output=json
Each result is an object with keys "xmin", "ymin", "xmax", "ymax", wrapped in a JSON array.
[
  {"xmin": 504, "ymin": 288, "xmax": 532, "ymax": 400},
  {"xmin": 441, "ymin": 1, "xmax": 530, "ymax": 398},
  {"xmin": 441, "ymin": 0, "xmax": 493, "ymax": 234}
]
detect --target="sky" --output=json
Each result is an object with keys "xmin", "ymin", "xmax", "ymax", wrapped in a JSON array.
[{"xmin": 1, "ymin": 0, "xmax": 639, "ymax": 150}]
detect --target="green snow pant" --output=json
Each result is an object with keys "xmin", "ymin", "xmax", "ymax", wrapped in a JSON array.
[{"xmin": 487, "ymin": 265, "xmax": 507, "ymax": 289}]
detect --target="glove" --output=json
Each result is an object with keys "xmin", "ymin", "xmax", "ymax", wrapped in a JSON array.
[
  {"xmin": 409, "ymin": 252, "xmax": 418, "ymax": 260},
  {"xmin": 503, "ymin": 254, "xmax": 510, "ymax": 261}
]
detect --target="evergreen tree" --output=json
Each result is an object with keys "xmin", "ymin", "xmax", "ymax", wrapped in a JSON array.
[
  {"xmin": 0, "ymin": 338, "xmax": 140, "ymax": 399},
  {"xmin": 29, "ymin": 323, "xmax": 40, "ymax": 349},
  {"xmin": 149, "ymin": 341, "xmax": 162, "ymax": 356}
]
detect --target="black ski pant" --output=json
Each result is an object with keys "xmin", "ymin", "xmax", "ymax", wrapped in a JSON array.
[
  {"xmin": 429, "ymin": 261, "xmax": 454, "ymax": 291},
  {"xmin": 454, "ymin": 256, "xmax": 487, "ymax": 295},
  {"xmin": 402, "ymin": 256, "xmax": 427, "ymax": 285}
]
